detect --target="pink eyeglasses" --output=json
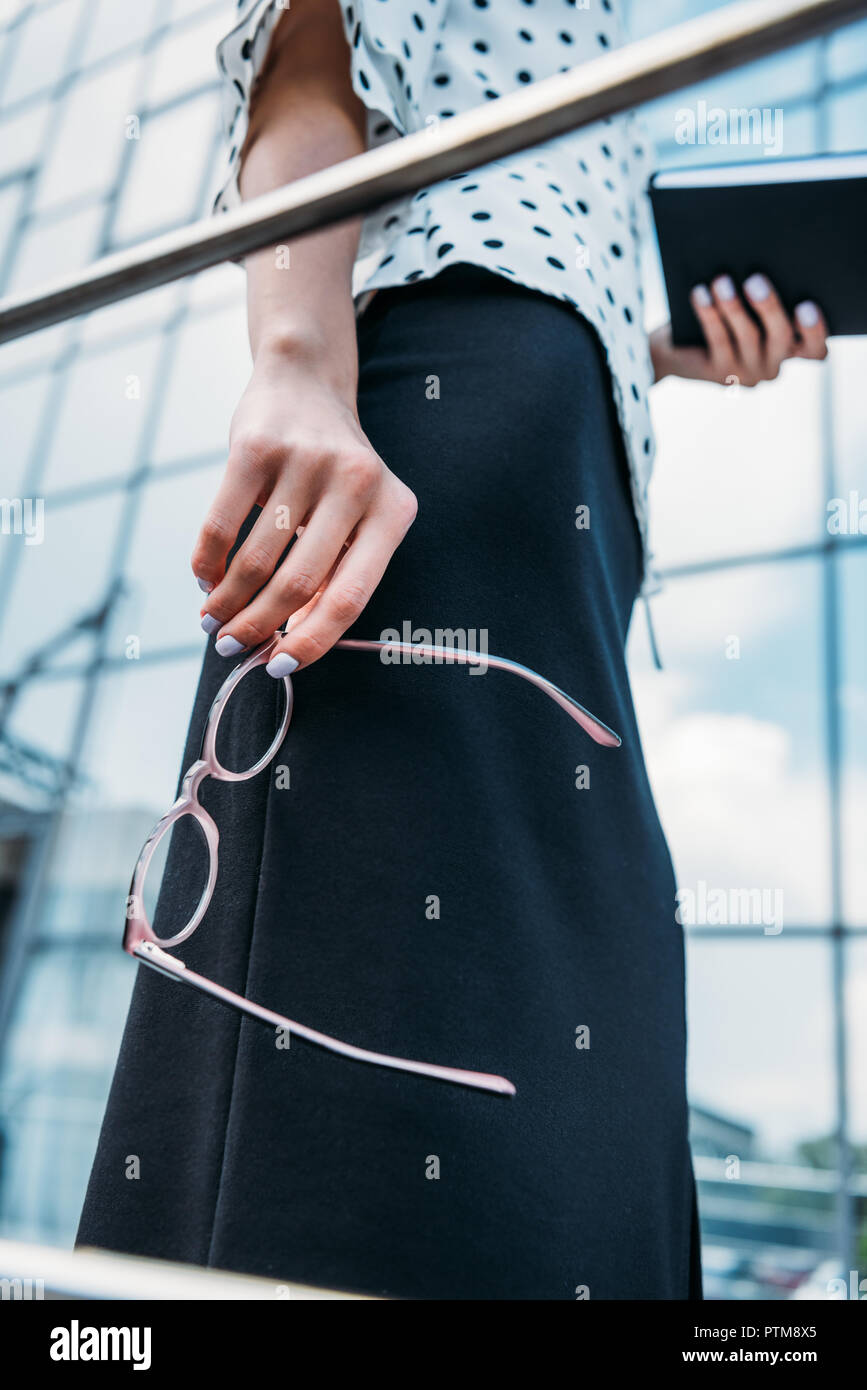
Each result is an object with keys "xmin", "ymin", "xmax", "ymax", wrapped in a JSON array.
[{"xmin": 124, "ymin": 634, "xmax": 622, "ymax": 1097}]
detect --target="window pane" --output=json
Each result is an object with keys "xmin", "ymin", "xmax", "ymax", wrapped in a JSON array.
[
  {"xmin": 0, "ymin": 370, "xmax": 53, "ymax": 499},
  {"xmin": 0, "ymin": 655, "xmax": 206, "ymax": 1239},
  {"xmin": 840, "ymin": 550, "xmax": 867, "ymax": 927},
  {"xmin": 646, "ymin": 360, "xmax": 826, "ymax": 569},
  {"xmin": 40, "ymin": 336, "xmax": 163, "ymax": 492},
  {"xmin": 0, "ymin": 943, "xmax": 133, "ymax": 1244},
  {"xmin": 846, "ymin": 942, "xmax": 867, "ymax": 1147},
  {"xmin": 121, "ymin": 461, "xmax": 222, "ymax": 651},
  {"xmin": 0, "ymin": 492, "xmax": 124, "ymax": 680},
  {"xmin": 830, "ymin": 337, "xmax": 867, "ymax": 501},
  {"xmin": 80, "ymin": 0, "xmax": 161, "ymax": 67},
  {"xmin": 150, "ymin": 304, "xmax": 249, "ymax": 465},
  {"xmin": 32, "ymin": 56, "xmax": 141, "ymax": 213},
  {"xmin": 0, "ymin": 320, "xmax": 73, "ymax": 376},
  {"xmin": 4, "ymin": 203, "xmax": 103, "ymax": 296},
  {"xmin": 0, "ymin": 173, "xmax": 26, "ymax": 274},
  {"xmin": 689, "ymin": 939, "xmax": 835, "ymax": 1152},
  {"xmin": 0, "ymin": 102, "xmax": 51, "ymax": 180},
  {"xmin": 1, "ymin": 0, "xmax": 83, "ymax": 106},
  {"xmin": 79, "ymin": 656, "xmax": 204, "ymax": 810},
  {"xmin": 110, "ymin": 93, "xmax": 218, "ymax": 245},
  {"xmin": 77, "ymin": 279, "xmax": 185, "ymax": 348},
  {"xmin": 828, "ymin": 83, "xmax": 867, "ymax": 150},
  {"xmin": 170, "ymin": 0, "xmax": 217, "ymax": 18},
  {"xmin": 827, "ymin": 22, "xmax": 867, "ymax": 82},
  {"xmin": 144, "ymin": 12, "xmax": 224, "ymax": 109},
  {"xmin": 629, "ymin": 558, "xmax": 831, "ymax": 929},
  {"xmin": 688, "ymin": 937, "xmax": 838, "ymax": 1298},
  {"xmin": 0, "ymin": 673, "xmax": 85, "ymax": 811}
]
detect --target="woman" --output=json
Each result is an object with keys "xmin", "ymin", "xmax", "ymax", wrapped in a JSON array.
[{"xmin": 77, "ymin": 0, "xmax": 828, "ymax": 1298}]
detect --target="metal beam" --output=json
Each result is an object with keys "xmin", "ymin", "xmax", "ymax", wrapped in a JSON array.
[{"xmin": 0, "ymin": 0, "xmax": 865, "ymax": 341}]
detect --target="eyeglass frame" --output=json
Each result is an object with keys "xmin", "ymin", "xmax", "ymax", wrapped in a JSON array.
[{"xmin": 123, "ymin": 633, "xmax": 623, "ymax": 1098}]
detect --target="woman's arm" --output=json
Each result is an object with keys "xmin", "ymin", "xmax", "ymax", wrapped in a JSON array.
[
  {"xmin": 193, "ymin": 0, "xmax": 417, "ymax": 676},
  {"xmin": 650, "ymin": 274, "xmax": 829, "ymax": 386}
]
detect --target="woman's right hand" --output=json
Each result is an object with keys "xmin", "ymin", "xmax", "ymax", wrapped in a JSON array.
[{"xmin": 192, "ymin": 341, "xmax": 418, "ymax": 677}]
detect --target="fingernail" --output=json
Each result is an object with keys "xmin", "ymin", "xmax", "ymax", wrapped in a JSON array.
[
  {"xmin": 692, "ymin": 283, "xmax": 712, "ymax": 307},
  {"xmin": 713, "ymin": 275, "xmax": 736, "ymax": 301},
  {"xmin": 201, "ymin": 614, "xmax": 221, "ymax": 636},
  {"xmin": 744, "ymin": 273, "xmax": 770, "ymax": 302},
  {"xmin": 795, "ymin": 300, "xmax": 820, "ymax": 328},
  {"xmin": 196, "ymin": 577, "xmax": 214, "ymax": 594},
  {"xmin": 215, "ymin": 635, "xmax": 246, "ymax": 657},
  {"xmin": 266, "ymin": 653, "xmax": 299, "ymax": 678}
]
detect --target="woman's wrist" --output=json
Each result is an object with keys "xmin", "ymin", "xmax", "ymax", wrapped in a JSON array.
[{"xmin": 252, "ymin": 324, "xmax": 359, "ymax": 403}]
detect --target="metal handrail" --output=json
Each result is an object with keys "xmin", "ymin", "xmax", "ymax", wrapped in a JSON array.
[
  {"xmin": 0, "ymin": 0, "xmax": 864, "ymax": 342},
  {"xmin": 0, "ymin": 1238, "xmax": 374, "ymax": 1300}
]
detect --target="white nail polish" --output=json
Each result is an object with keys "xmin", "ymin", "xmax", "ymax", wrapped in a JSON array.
[
  {"xmin": 795, "ymin": 301, "xmax": 820, "ymax": 328},
  {"xmin": 744, "ymin": 273, "xmax": 770, "ymax": 302},
  {"xmin": 266, "ymin": 653, "xmax": 299, "ymax": 678},
  {"xmin": 692, "ymin": 284, "xmax": 712, "ymax": 307},
  {"xmin": 201, "ymin": 614, "xmax": 221, "ymax": 636},
  {"xmin": 714, "ymin": 275, "xmax": 736, "ymax": 301},
  {"xmin": 216, "ymin": 635, "xmax": 245, "ymax": 657},
  {"xmin": 196, "ymin": 577, "xmax": 214, "ymax": 594}
]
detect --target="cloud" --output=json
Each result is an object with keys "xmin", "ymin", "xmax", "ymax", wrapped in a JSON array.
[{"xmin": 626, "ymin": 673, "xmax": 867, "ymax": 1151}]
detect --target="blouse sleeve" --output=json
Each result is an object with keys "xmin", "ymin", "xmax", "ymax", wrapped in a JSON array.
[{"xmin": 212, "ymin": 0, "xmax": 448, "ymax": 217}]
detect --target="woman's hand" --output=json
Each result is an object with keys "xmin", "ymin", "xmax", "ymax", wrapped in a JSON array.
[
  {"xmin": 192, "ymin": 342, "xmax": 418, "ymax": 676},
  {"xmin": 649, "ymin": 274, "xmax": 828, "ymax": 387},
  {"xmin": 192, "ymin": 0, "xmax": 407, "ymax": 677}
]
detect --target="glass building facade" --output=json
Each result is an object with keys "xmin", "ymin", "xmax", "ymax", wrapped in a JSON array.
[{"xmin": 0, "ymin": 0, "xmax": 864, "ymax": 1299}]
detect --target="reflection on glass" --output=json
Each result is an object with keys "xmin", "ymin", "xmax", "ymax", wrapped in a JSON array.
[
  {"xmin": 629, "ymin": 558, "xmax": 832, "ymax": 928},
  {"xmin": 0, "ymin": 674, "xmax": 85, "ymax": 802},
  {"xmin": 0, "ymin": 947, "xmax": 133, "ymax": 1244},
  {"xmin": 687, "ymin": 937, "xmax": 840, "ymax": 1300},
  {"xmin": 0, "ymin": 491, "xmax": 124, "ymax": 680}
]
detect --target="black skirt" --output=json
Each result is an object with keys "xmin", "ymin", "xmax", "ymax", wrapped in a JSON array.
[{"xmin": 77, "ymin": 266, "xmax": 701, "ymax": 1300}]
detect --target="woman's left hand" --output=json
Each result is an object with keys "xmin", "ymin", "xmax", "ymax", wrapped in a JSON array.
[{"xmin": 649, "ymin": 274, "xmax": 828, "ymax": 387}]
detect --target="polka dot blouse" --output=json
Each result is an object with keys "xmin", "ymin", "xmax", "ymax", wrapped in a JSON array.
[{"xmin": 214, "ymin": 0, "xmax": 658, "ymax": 575}]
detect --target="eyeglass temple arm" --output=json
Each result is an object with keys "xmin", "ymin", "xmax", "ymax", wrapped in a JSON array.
[
  {"xmin": 333, "ymin": 639, "xmax": 622, "ymax": 748},
  {"xmin": 133, "ymin": 940, "xmax": 515, "ymax": 1097}
]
